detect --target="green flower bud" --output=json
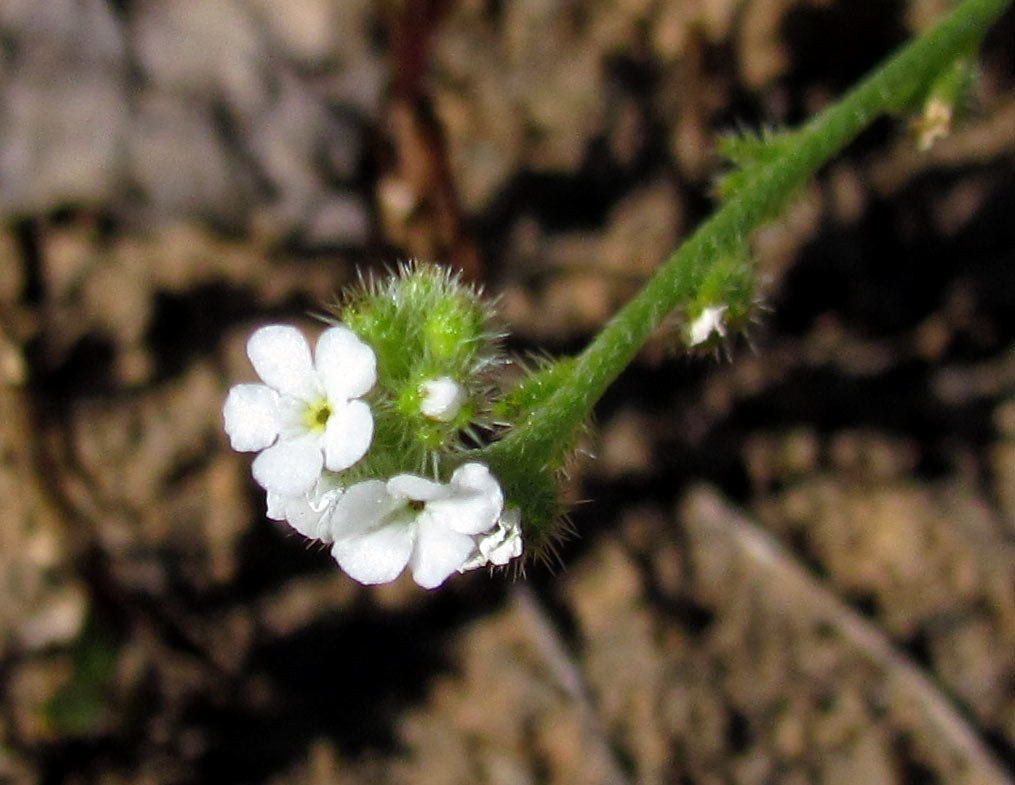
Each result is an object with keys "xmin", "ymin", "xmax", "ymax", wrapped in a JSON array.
[
  {"xmin": 912, "ymin": 56, "xmax": 977, "ymax": 151},
  {"xmin": 683, "ymin": 252, "xmax": 759, "ymax": 350},
  {"xmin": 331, "ymin": 262, "xmax": 503, "ymax": 479},
  {"xmin": 714, "ymin": 127, "xmax": 797, "ymax": 206}
]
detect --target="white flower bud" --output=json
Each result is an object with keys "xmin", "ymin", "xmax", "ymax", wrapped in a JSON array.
[
  {"xmin": 419, "ymin": 376, "xmax": 466, "ymax": 422},
  {"xmin": 687, "ymin": 305, "xmax": 728, "ymax": 346}
]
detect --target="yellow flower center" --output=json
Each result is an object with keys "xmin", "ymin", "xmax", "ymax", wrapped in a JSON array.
[{"xmin": 304, "ymin": 399, "xmax": 332, "ymax": 432}]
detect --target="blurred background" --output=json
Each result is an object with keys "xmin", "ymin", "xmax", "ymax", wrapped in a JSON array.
[{"xmin": 0, "ymin": 0, "xmax": 1014, "ymax": 783}]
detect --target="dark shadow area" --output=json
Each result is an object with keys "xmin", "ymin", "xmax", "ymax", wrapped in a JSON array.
[
  {"xmin": 781, "ymin": 0, "xmax": 908, "ymax": 104},
  {"xmin": 195, "ymin": 593, "xmax": 493, "ymax": 780},
  {"xmin": 778, "ymin": 167, "xmax": 1015, "ymax": 345},
  {"xmin": 146, "ymin": 282, "xmax": 287, "ymax": 383}
]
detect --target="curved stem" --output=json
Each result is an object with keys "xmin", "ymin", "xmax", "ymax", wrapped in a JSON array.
[{"xmin": 482, "ymin": 0, "xmax": 1010, "ymax": 476}]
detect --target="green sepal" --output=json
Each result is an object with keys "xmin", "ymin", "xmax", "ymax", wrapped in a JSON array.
[
  {"xmin": 910, "ymin": 55, "xmax": 979, "ymax": 150},
  {"xmin": 685, "ymin": 249, "xmax": 757, "ymax": 341},
  {"xmin": 331, "ymin": 261, "xmax": 504, "ymax": 479},
  {"xmin": 492, "ymin": 357, "xmax": 576, "ymax": 429},
  {"xmin": 714, "ymin": 127, "xmax": 798, "ymax": 203}
]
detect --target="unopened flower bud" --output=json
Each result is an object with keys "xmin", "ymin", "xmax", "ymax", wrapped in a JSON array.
[
  {"xmin": 687, "ymin": 304, "xmax": 729, "ymax": 346},
  {"xmin": 420, "ymin": 377, "xmax": 466, "ymax": 421}
]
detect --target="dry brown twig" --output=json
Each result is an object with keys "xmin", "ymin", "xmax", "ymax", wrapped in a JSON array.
[{"xmin": 681, "ymin": 486, "xmax": 1015, "ymax": 785}]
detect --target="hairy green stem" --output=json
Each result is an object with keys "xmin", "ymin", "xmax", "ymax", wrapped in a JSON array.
[{"xmin": 481, "ymin": 0, "xmax": 1010, "ymax": 479}]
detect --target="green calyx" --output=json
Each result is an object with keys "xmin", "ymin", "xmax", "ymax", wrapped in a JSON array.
[
  {"xmin": 911, "ymin": 55, "xmax": 979, "ymax": 150},
  {"xmin": 483, "ymin": 452, "xmax": 566, "ymax": 568},
  {"xmin": 683, "ymin": 251, "xmax": 759, "ymax": 349},
  {"xmin": 333, "ymin": 261, "xmax": 503, "ymax": 479}
]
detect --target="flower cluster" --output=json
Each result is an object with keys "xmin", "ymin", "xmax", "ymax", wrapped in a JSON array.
[{"xmin": 223, "ymin": 266, "xmax": 522, "ymax": 589}]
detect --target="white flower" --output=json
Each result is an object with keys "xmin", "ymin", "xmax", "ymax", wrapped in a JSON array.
[
  {"xmin": 328, "ymin": 462, "xmax": 503, "ymax": 589},
  {"xmin": 687, "ymin": 304, "xmax": 728, "ymax": 346},
  {"xmin": 223, "ymin": 324, "xmax": 376, "ymax": 498},
  {"xmin": 267, "ymin": 475, "xmax": 344, "ymax": 543},
  {"xmin": 460, "ymin": 506, "xmax": 523, "ymax": 572},
  {"xmin": 419, "ymin": 376, "xmax": 466, "ymax": 422}
]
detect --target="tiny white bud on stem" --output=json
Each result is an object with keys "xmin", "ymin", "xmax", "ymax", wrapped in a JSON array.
[
  {"xmin": 688, "ymin": 305, "xmax": 729, "ymax": 346},
  {"xmin": 420, "ymin": 377, "xmax": 466, "ymax": 421}
]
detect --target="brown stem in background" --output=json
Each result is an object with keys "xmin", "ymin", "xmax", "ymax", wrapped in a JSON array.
[{"xmin": 378, "ymin": 0, "xmax": 483, "ymax": 282}]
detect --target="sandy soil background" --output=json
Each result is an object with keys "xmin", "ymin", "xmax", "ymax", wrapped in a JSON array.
[{"xmin": 0, "ymin": 1, "xmax": 1014, "ymax": 783}]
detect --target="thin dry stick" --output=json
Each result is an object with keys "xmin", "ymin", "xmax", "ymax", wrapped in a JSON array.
[
  {"xmin": 682, "ymin": 486, "xmax": 1015, "ymax": 785},
  {"xmin": 511, "ymin": 585, "xmax": 633, "ymax": 785}
]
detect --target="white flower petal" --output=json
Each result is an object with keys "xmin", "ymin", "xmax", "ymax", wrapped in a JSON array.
[
  {"xmin": 451, "ymin": 462, "xmax": 503, "ymax": 500},
  {"xmin": 410, "ymin": 516, "xmax": 477, "ymax": 589},
  {"xmin": 251, "ymin": 435, "xmax": 323, "ymax": 496},
  {"xmin": 483, "ymin": 508, "xmax": 523, "ymax": 566},
  {"xmin": 331, "ymin": 523, "xmax": 415, "ymax": 585},
  {"xmin": 486, "ymin": 537, "xmax": 522, "ymax": 565},
  {"xmin": 223, "ymin": 384, "xmax": 280, "ymax": 452},
  {"xmin": 315, "ymin": 325, "xmax": 377, "ymax": 402},
  {"xmin": 247, "ymin": 325, "xmax": 320, "ymax": 401},
  {"xmin": 328, "ymin": 480, "xmax": 400, "ymax": 537},
  {"xmin": 459, "ymin": 549, "xmax": 486, "ymax": 573},
  {"xmin": 285, "ymin": 487, "xmax": 343, "ymax": 542},
  {"xmin": 275, "ymin": 395, "xmax": 311, "ymax": 440},
  {"xmin": 387, "ymin": 474, "xmax": 447, "ymax": 502},
  {"xmin": 266, "ymin": 491, "xmax": 287, "ymax": 521},
  {"xmin": 460, "ymin": 508, "xmax": 523, "ymax": 572},
  {"xmin": 420, "ymin": 377, "xmax": 465, "ymax": 421},
  {"xmin": 323, "ymin": 399, "xmax": 373, "ymax": 471},
  {"xmin": 427, "ymin": 494, "xmax": 500, "ymax": 535},
  {"xmin": 426, "ymin": 463, "xmax": 503, "ymax": 535}
]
